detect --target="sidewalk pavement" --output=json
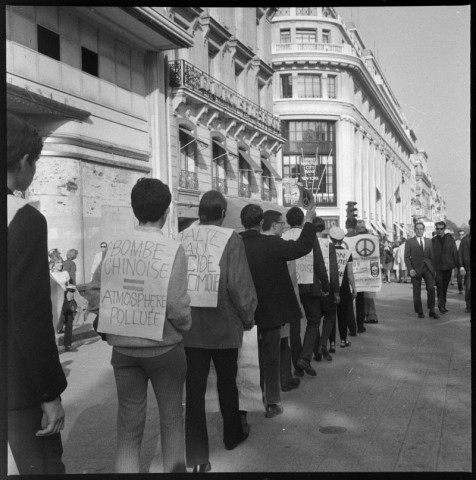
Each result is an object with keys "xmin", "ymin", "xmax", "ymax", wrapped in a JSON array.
[{"xmin": 58, "ymin": 281, "xmax": 471, "ymax": 474}]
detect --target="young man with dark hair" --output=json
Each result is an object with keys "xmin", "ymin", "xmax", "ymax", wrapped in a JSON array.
[
  {"xmin": 103, "ymin": 177, "xmax": 192, "ymax": 473},
  {"xmin": 459, "ymin": 220, "xmax": 471, "ymax": 313},
  {"xmin": 284, "ymin": 208, "xmax": 334, "ymax": 371},
  {"xmin": 240, "ymin": 204, "xmax": 317, "ymax": 418},
  {"xmin": 431, "ymin": 220, "xmax": 459, "ymax": 314},
  {"xmin": 178, "ymin": 190, "xmax": 257, "ymax": 472},
  {"xmin": 7, "ymin": 113, "xmax": 67, "ymax": 474}
]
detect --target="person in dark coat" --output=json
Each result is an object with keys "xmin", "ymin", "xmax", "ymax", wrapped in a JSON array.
[
  {"xmin": 458, "ymin": 220, "xmax": 471, "ymax": 313},
  {"xmin": 7, "ymin": 113, "xmax": 67, "ymax": 474},
  {"xmin": 431, "ymin": 221, "xmax": 459, "ymax": 314},
  {"xmin": 239, "ymin": 204, "xmax": 317, "ymax": 418},
  {"xmin": 404, "ymin": 221, "xmax": 439, "ymax": 319}
]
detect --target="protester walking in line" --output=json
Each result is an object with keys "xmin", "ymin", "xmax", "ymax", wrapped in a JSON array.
[
  {"xmin": 96, "ymin": 178, "xmax": 192, "ymax": 473},
  {"xmin": 404, "ymin": 222, "xmax": 439, "ymax": 319},
  {"xmin": 328, "ymin": 227, "xmax": 357, "ymax": 348},
  {"xmin": 261, "ymin": 210, "xmax": 300, "ymax": 392},
  {"xmin": 178, "ymin": 191, "xmax": 257, "ymax": 472},
  {"xmin": 240, "ymin": 204, "xmax": 317, "ymax": 418},
  {"xmin": 7, "ymin": 113, "xmax": 67, "ymax": 475},
  {"xmin": 458, "ymin": 220, "xmax": 471, "ymax": 313}
]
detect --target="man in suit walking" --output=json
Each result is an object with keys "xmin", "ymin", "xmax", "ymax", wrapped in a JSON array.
[
  {"xmin": 404, "ymin": 222, "xmax": 439, "ymax": 319},
  {"xmin": 432, "ymin": 221, "xmax": 459, "ymax": 314}
]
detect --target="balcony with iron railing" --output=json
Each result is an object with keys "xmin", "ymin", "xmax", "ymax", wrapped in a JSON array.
[
  {"xmin": 179, "ymin": 170, "xmax": 199, "ymax": 190},
  {"xmin": 169, "ymin": 60, "xmax": 281, "ymax": 137},
  {"xmin": 273, "ymin": 42, "xmax": 355, "ymax": 56},
  {"xmin": 212, "ymin": 177, "xmax": 228, "ymax": 195}
]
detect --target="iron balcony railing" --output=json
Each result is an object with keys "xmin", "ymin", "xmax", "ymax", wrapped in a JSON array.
[
  {"xmin": 212, "ymin": 177, "xmax": 228, "ymax": 195},
  {"xmin": 179, "ymin": 170, "xmax": 199, "ymax": 190},
  {"xmin": 169, "ymin": 60, "xmax": 281, "ymax": 136}
]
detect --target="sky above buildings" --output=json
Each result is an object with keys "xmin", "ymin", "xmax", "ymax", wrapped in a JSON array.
[{"xmin": 337, "ymin": 6, "xmax": 471, "ymax": 227}]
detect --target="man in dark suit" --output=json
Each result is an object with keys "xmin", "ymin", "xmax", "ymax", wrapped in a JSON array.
[
  {"xmin": 240, "ymin": 204, "xmax": 317, "ymax": 418},
  {"xmin": 431, "ymin": 221, "xmax": 459, "ymax": 314},
  {"xmin": 458, "ymin": 220, "xmax": 471, "ymax": 313},
  {"xmin": 7, "ymin": 113, "xmax": 67, "ymax": 474},
  {"xmin": 404, "ymin": 221, "xmax": 439, "ymax": 319}
]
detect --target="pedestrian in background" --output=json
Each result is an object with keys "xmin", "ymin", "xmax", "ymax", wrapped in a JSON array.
[
  {"xmin": 105, "ymin": 178, "xmax": 192, "ymax": 473},
  {"xmin": 397, "ymin": 239, "xmax": 408, "ymax": 283},
  {"xmin": 454, "ymin": 230, "xmax": 465, "ymax": 294},
  {"xmin": 404, "ymin": 222, "xmax": 439, "ymax": 319},
  {"xmin": 240, "ymin": 204, "xmax": 316, "ymax": 418},
  {"xmin": 381, "ymin": 240, "xmax": 394, "ymax": 283},
  {"xmin": 179, "ymin": 191, "xmax": 256, "ymax": 472},
  {"xmin": 7, "ymin": 113, "xmax": 67, "ymax": 474},
  {"xmin": 431, "ymin": 221, "xmax": 459, "ymax": 314},
  {"xmin": 63, "ymin": 248, "xmax": 78, "ymax": 285},
  {"xmin": 392, "ymin": 241, "xmax": 401, "ymax": 282},
  {"xmin": 458, "ymin": 220, "xmax": 471, "ymax": 313},
  {"xmin": 90, "ymin": 241, "xmax": 107, "ymax": 281}
]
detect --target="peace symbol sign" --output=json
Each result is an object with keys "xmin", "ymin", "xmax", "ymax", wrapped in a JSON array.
[{"xmin": 355, "ymin": 238, "xmax": 375, "ymax": 257}]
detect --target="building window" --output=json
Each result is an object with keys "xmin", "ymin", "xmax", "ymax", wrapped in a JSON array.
[
  {"xmin": 328, "ymin": 75, "xmax": 337, "ymax": 99},
  {"xmin": 280, "ymin": 74, "xmax": 293, "ymax": 98},
  {"xmin": 37, "ymin": 25, "xmax": 60, "ymax": 60},
  {"xmin": 81, "ymin": 47, "xmax": 98, "ymax": 77},
  {"xmin": 212, "ymin": 140, "xmax": 228, "ymax": 194},
  {"xmin": 298, "ymin": 74, "xmax": 321, "ymax": 98},
  {"xmin": 282, "ymin": 120, "xmax": 336, "ymax": 154},
  {"xmin": 239, "ymin": 153, "xmax": 252, "ymax": 198},
  {"xmin": 280, "ymin": 28, "xmax": 291, "ymax": 43},
  {"xmin": 179, "ymin": 128, "xmax": 198, "ymax": 190},
  {"xmin": 296, "ymin": 29, "xmax": 316, "ymax": 44},
  {"xmin": 322, "ymin": 29, "xmax": 331, "ymax": 43},
  {"xmin": 261, "ymin": 162, "xmax": 272, "ymax": 201}
]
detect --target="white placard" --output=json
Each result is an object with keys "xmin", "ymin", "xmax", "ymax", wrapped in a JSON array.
[
  {"xmin": 282, "ymin": 228, "xmax": 314, "ymax": 284},
  {"xmin": 98, "ymin": 231, "xmax": 179, "ymax": 341},
  {"xmin": 343, "ymin": 234, "xmax": 381, "ymax": 292},
  {"xmin": 335, "ymin": 248, "xmax": 351, "ymax": 287},
  {"xmin": 177, "ymin": 224, "xmax": 233, "ymax": 307}
]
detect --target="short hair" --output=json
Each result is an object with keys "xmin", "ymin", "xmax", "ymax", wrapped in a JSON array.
[
  {"xmin": 198, "ymin": 190, "xmax": 227, "ymax": 222},
  {"xmin": 286, "ymin": 206, "xmax": 304, "ymax": 227},
  {"xmin": 66, "ymin": 249, "xmax": 78, "ymax": 260},
  {"xmin": 240, "ymin": 204, "xmax": 263, "ymax": 229},
  {"xmin": 345, "ymin": 217, "xmax": 357, "ymax": 230},
  {"xmin": 414, "ymin": 221, "xmax": 425, "ymax": 230},
  {"xmin": 312, "ymin": 216, "xmax": 326, "ymax": 232},
  {"xmin": 435, "ymin": 221, "xmax": 446, "ymax": 229},
  {"xmin": 100, "ymin": 242, "xmax": 107, "ymax": 248},
  {"xmin": 7, "ymin": 113, "xmax": 43, "ymax": 172},
  {"xmin": 262, "ymin": 210, "xmax": 282, "ymax": 231},
  {"xmin": 131, "ymin": 177, "xmax": 171, "ymax": 223}
]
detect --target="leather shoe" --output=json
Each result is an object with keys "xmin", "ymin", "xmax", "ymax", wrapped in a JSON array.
[
  {"xmin": 296, "ymin": 358, "xmax": 317, "ymax": 376},
  {"xmin": 357, "ymin": 327, "xmax": 366, "ymax": 333},
  {"xmin": 329, "ymin": 343, "xmax": 336, "ymax": 353},
  {"xmin": 429, "ymin": 311, "xmax": 439, "ymax": 319},
  {"xmin": 192, "ymin": 462, "xmax": 211, "ymax": 473},
  {"xmin": 321, "ymin": 348, "xmax": 332, "ymax": 361},
  {"xmin": 282, "ymin": 378, "xmax": 300, "ymax": 392},
  {"xmin": 417, "ymin": 313, "xmax": 425, "ymax": 318},
  {"xmin": 313, "ymin": 352, "xmax": 322, "ymax": 362},
  {"xmin": 294, "ymin": 368, "xmax": 304, "ymax": 377},
  {"xmin": 438, "ymin": 307, "xmax": 446, "ymax": 314},
  {"xmin": 265, "ymin": 404, "xmax": 283, "ymax": 418},
  {"xmin": 225, "ymin": 424, "xmax": 250, "ymax": 450}
]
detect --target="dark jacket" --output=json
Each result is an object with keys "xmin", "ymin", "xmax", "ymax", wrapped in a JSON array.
[
  {"xmin": 404, "ymin": 236, "xmax": 435, "ymax": 275},
  {"xmin": 431, "ymin": 233, "xmax": 459, "ymax": 270},
  {"xmin": 240, "ymin": 222, "xmax": 317, "ymax": 330},
  {"xmin": 8, "ymin": 194, "xmax": 67, "ymax": 410},
  {"xmin": 184, "ymin": 231, "xmax": 257, "ymax": 349},
  {"xmin": 459, "ymin": 234, "xmax": 471, "ymax": 271}
]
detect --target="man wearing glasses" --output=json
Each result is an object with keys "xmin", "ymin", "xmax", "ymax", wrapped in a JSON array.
[
  {"xmin": 90, "ymin": 241, "xmax": 107, "ymax": 281},
  {"xmin": 431, "ymin": 221, "xmax": 459, "ymax": 314},
  {"xmin": 404, "ymin": 222, "xmax": 439, "ymax": 319}
]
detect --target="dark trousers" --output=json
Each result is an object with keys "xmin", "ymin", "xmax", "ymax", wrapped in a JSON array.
[
  {"xmin": 313, "ymin": 295, "xmax": 336, "ymax": 356},
  {"xmin": 435, "ymin": 269, "xmax": 452, "ymax": 309},
  {"xmin": 289, "ymin": 315, "xmax": 302, "ymax": 371},
  {"xmin": 464, "ymin": 270, "xmax": 471, "ymax": 310},
  {"xmin": 299, "ymin": 295, "xmax": 321, "ymax": 362},
  {"xmin": 336, "ymin": 297, "xmax": 355, "ymax": 342},
  {"xmin": 412, "ymin": 264, "xmax": 436, "ymax": 313},
  {"xmin": 8, "ymin": 405, "xmax": 65, "ymax": 475},
  {"xmin": 280, "ymin": 337, "xmax": 293, "ymax": 388},
  {"xmin": 185, "ymin": 347, "xmax": 242, "ymax": 466},
  {"xmin": 455, "ymin": 267, "xmax": 464, "ymax": 292},
  {"xmin": 355, "ymin": 292, "xmax": 365, "ymax": 331},
  {"xmin": 258, "ymin": 326, "xmax": 281, "ymax": 405},
  {"xmin": 63, "ymin": 312, "xmax": 73, "ymax": 348}
]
